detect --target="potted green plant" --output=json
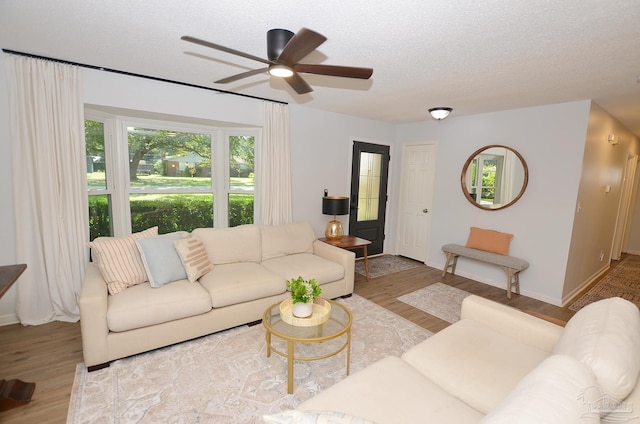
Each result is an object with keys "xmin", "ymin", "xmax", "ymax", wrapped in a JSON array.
[{"xmin": 286, "ymin": 276, "xmax": 322, "ymax": 318}]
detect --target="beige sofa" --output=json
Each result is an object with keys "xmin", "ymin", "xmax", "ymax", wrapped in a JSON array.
[
  {"xmin": 265, "ymin": 295, "xmax": 640, "ymax": 424},
  {"xmin": 80, "ymin": 221, "xmax": 355, "ymax": 370}
]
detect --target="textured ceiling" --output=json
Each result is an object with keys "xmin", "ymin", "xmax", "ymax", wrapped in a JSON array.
[{"xmin": 1, "ymin": 0, "xmax": 639, "ymax": 136}]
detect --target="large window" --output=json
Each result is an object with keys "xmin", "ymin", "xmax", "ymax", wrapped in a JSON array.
[{"xmin": 85, "ymin": 111, "xmax": 258, "ymax": 240}]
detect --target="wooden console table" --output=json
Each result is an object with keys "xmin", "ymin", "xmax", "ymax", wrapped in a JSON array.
[
  {"xmin": 319, "ymin": 236, "xmax": 371, "ymax": 281},
  {"xmin": 0, "ymin": 264, "xmax": 36, "ymax": 412}
]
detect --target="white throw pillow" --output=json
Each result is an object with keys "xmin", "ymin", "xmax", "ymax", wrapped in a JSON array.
[
  {"xmin": 136, "ymin": 231, "xmax": 188, "ymax": 288},
  {"xmin": 553, "ymin": 297, "xmax": 640, "ymax": 401},
  {"xmin": 481, "ymin": 355, "xmax": 600, "ymax": 423},
  {"xmin": 88, "ymin": 227, "xmax": 158, "ymax": 294}
]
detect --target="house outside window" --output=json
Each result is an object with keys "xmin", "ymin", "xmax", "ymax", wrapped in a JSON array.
[{"xmin": 85, "ymin": 111, "xmax": 258, "ymax": 240}]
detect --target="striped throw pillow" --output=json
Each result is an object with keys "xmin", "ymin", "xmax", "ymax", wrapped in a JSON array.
[
  {"xmin": 174, "ymin": 236, "xmax": 213, "ymax": 283},
  {"xmin": 89, "ymin": 227, "xmax": 158, "ymax": 294}
]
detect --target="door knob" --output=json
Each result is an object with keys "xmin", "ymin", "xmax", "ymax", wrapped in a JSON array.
[{"xmin": 423, "ymin": 208, "xmax": 429, "ymax": 213}]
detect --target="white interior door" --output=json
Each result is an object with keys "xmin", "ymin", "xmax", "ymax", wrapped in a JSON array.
[
  {"xmin": 612, "ymin": 155, "xmax": 639, "ymax": 259},
  {"xmin": 396, "ymin": 144, "xmax": 437, "ymax": 262}
]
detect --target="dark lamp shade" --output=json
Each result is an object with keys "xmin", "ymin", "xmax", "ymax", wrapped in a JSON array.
[{"xmin": 322, "ymin": 196, "xmax": 349, "ymax": 215}]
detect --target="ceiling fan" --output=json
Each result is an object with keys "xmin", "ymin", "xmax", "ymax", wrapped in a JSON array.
[{"xmin": 181, "ymin": 28, "xmax": 373, "ymax": 95}]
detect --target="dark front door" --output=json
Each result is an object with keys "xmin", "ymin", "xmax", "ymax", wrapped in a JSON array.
[{"xmin": 349, "ymin": 141, "xmax": 390, "ymax": 256}]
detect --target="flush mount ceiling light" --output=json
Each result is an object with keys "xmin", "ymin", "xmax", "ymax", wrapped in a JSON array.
[
  {"xmin": 268, "ymin": 64, "xmax": 294, "ymax": 78},
  {"xmin": 429, "ymin": 107, "xmax": 453, "ymax": 120}
]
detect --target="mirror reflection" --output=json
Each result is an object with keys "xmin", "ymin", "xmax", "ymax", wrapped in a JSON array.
[{"xmin": 461, "ymin": 145, "xmax": 528, "ymax": 210}]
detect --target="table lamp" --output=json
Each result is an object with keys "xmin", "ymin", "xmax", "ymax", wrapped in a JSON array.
[{"xmin": 322, "ymin": 195, "xmax": 350, "ymax": 239}]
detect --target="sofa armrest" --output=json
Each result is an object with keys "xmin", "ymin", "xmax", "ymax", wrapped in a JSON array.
[
  {"xmin": 312, "ymin": 240, "xmax": 355, "ymax": 293},
  {"xmin": 461, "ymin": 295, "xmax": 563, "ymax": 352},
  {"xmin": 79, "ymin": 263, "xmax": 110, "ymax": 367}
]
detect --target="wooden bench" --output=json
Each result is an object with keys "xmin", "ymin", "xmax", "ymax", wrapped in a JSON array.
[{"xmin": 441, "ymin": 243, "xmax": 529, "ymax": 299}]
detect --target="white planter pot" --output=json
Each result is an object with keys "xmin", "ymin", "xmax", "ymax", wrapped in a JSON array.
[{"xmin": 292, "ymin": 301, "xmax": 313, "ymax": 318}]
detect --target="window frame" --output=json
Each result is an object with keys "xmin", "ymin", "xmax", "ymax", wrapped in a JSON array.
[
  {"xmin": 224, "ymin": 131, "xmax": 260, "ymax": 227},
  {"xmin": 85, "ymin": 108, "xmax": 260, "ymax": 238}
]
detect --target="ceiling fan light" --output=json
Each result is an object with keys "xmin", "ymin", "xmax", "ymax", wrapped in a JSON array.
[
  {"xmin": 429, "ymin": 107, "xmax": 453, "ymax": 120},
  {"xmin": 268, "ymin": 64, "xmax": 294, "ymax": 78}
]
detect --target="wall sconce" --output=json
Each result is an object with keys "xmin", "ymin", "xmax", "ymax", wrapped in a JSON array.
[
  {"xmin": 429, "ymin": 107, "xmax": 453, "ymax": 120},
  {"xmin": 322, "ymin": 194, "xmax": 350, "ymax": 239},
  {"xmin": 608, "ymin": 134, "xmax": 619, "ymax": 145}
]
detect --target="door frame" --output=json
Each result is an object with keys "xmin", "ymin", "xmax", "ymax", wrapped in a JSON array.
[
  {"xmin": 348, "ymin": 139, "xmax": 392, "ymax": 256},
  {"xmin": 395, "ymin": 143, "xmax": 437, "ymax": 262}
]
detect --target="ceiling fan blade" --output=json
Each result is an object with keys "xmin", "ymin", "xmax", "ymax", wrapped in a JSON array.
[
  {"xmin": 285, "ymin": 72, "xmax": 313, "ymax": 94},
  {"xmin": 277, "ymin": 28, "xmax": 327, "ymax": 65},
  {"xmin": 181, "ymin": 35, "xmax": 271, "ymax": 65},
  {"xmin": 214, "ymin": 67, "xmax": 269, "ymax": 84},
  {"xmin": 294, "ymin": 64, "xmax": 373, "ymax": 79}
]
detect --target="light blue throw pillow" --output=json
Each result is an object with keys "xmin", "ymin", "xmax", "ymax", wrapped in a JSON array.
[{"xmin": 136, "ymin": 231, "xmax": 188, "ymax": 288}]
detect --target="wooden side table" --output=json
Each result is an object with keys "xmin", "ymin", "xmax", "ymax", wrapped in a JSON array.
[
  {"xmin": 319, "ymin": 236, "xmax": 372, "ymax": 281},
  {"xmin": 0, "ymin": 264, "xmax": 36, "ymax": 412}
]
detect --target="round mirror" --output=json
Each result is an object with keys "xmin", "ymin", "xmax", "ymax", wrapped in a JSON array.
[{"xmin": 461, "ymin": 145, "xmax": 528, "ymax": 210}]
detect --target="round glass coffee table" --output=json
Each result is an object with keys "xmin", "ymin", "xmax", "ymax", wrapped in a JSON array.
[{"xmin": 262, "ymin": 298, "xmax": 353, "ymax": 394}]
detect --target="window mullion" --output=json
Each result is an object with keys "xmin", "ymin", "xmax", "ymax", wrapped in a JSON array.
[
  {"xmin": 110, "ymin": 118, "xmax": 133, "ymax": 236},
  {"xmin": 214, "ymin": 129, "xmax": 228, "ymax": 228}
]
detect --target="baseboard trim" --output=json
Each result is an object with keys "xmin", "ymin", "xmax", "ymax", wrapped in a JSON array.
[
  {"xmin": 426, "ymin": 259, "xmax": 563, "ymax": 306},
  {"xmin": 0, "ymin": 313, "xmax": 19, "ymax": 327},
  {"xmin": 561, "ymin": 264, "xmax": 609, "ymax": 307}
]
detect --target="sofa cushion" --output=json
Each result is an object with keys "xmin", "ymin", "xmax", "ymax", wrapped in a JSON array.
[
  {"xmin": 198, "ymin": 262, "xmax": 286, "ymax": 308},
  {"xmin": 89, "ymin": 226, "xmax": 158, "ymax": 295},
  {"xmin": 174, "ymin": 236, "xmax": 213, "ymax": 283},
  {"xmin": 106, "ymin": 279, "xmax": 212, "ymax": 332},
  {"xmin": 135, "ymin": 231, "xmax": 188, "ymax": 288},
  {"xmin": 553, "ymin": 297, "xmax": 640, "ymax": 401},
  {"xmin": 481, "ymin": 355, "xmax": 600, "ymax": 423},
  {"xmin": 402, "ymin": 318, "xmax": 550, "ymax": 414},
  {"xmin": 261, "ymin": 222, "xmax": 316, "ymax": 261},
  {"xmin": 192, "ymin": 225, "xmax": 261, "ymax": 265},
  {"xmin": 297, "ymin": 356, "xmax": 483, "ymax": 424},
  {"xmin": 261, "ymin": 253, "xmax": 345, "ymax": 284}
]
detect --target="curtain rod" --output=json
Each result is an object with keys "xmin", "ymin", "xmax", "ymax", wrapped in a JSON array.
[{"xmin": 2, "ymin": 48, "xmax": 288, "ymax": 105}]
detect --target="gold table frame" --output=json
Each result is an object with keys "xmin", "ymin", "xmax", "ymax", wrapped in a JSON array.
[{"xmin": 262, "ymin": 298, "xmax": 353, "ymax": 394}]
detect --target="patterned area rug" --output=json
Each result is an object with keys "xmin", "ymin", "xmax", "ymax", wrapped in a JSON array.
[
  {"xmin": 569, "ymin": 254, "xmax": 640, "ymax": 311},
  {"xmin": 397, "ymin": 283, "xmax": 472, "ymax": 323},
  {"xmin": 66, "ymin": 295, "xmax": 431, "ymax": 424},
  {"xmin": 355, "ymin": 254, "xmax": 420, "ymax": 278}
]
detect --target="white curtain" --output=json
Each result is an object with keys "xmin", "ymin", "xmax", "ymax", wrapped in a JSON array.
[
  {"xmin": 5, "ymin": 55, "xmax": 88, "ymax": 325},
  {"xmin": 260, "ymin": 102, "xmax": 292, "ymax": 225}
]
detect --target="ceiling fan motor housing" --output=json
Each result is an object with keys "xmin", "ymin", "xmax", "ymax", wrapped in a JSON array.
[{"xmin": 267, "ymin": 29, "xmax": 294, "ymax": 61}]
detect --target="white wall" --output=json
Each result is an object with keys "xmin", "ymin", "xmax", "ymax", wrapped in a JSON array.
[
  {"xmin": 83, "ymin": 70, "xmax": 263, "ymax": 127},
  {"xmin": 288, "ymin": 105, "xmax": 395, "ymax": 239},
  {"xmin": 563, "ymin": 102, "xmax": 640, "ymax": 300},
  {"xmin": 395, "ymin": 101, "xmax": 591, "ymax": 305}
]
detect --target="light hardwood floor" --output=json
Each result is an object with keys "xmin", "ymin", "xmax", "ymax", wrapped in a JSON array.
[{"xmin": 0, "ymin": 258, "xmax": 618, "ymax": 423}]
